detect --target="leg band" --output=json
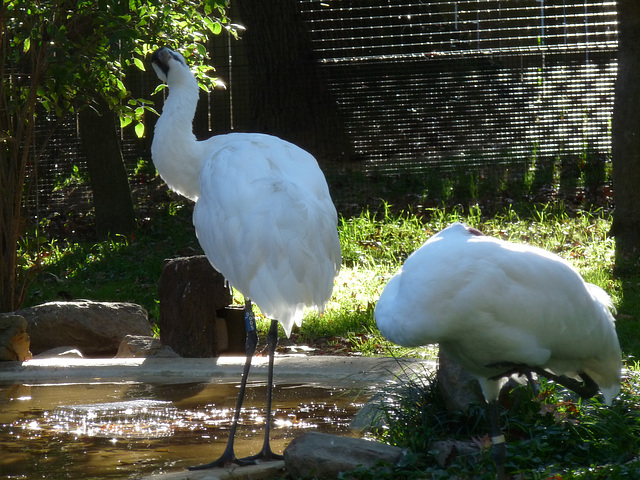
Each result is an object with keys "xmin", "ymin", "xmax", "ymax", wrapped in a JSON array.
[{"xmin": 491, "ymin": 435, "xmax": 506, "ymax": 445}]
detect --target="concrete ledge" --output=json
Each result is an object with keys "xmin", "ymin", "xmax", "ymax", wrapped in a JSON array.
[
  {"xmin": 0, "ymin": 355, "xmax": 435, "ymax": 386},
  {"xmin": 141, "ymin": 461, "xmax": 286, "ymax": 480}
]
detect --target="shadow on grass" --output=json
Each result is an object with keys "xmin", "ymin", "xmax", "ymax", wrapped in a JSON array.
[{"xmin": 614, "ymin": 253, "xmax": 640, "ymax": 361}]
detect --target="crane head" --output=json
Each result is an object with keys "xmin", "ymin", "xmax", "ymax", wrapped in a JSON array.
[{"xmin": 151, "ymin": 47, "xmax": 190, "ymax": 85}]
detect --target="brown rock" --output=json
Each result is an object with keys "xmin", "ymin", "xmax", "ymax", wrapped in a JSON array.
[
  {"xmin": 284, "ymin": 432, "xmax": 407, "ymax": 478},
  {"xmin": 158, "ymin": 256, "xmax": 236, "ymax": 357},
  {"xmin": 17, "ymin": 300, "xmax": 151, "ymax": 356},
  {"xmin": 0, "ymin": 314, "xmax": 32, "ymax": 361}
]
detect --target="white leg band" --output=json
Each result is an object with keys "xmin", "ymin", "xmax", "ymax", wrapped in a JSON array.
[{"xmin": 491, "ymin": 435, "xmax": 506, "ymax": 445}]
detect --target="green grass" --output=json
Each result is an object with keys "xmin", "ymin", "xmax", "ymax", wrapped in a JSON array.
[
  {"xmin": 18, "ymin": 199, "xmax": 640, "ymax": 478},
  {"xmin": 19, "ymin": 200, "xmax": 202, "ymax": 329},
  {"xmin": 19, "ymin": 200, "xmax": 640, "ymax": 358}
]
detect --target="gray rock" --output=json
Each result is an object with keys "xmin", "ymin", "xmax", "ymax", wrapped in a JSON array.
[
  {"xmin": 438, "ymin": 349, "xmax": 484, "ymax": 412},
  {"xmin": 34, "ymin": 346, "xmax": 84, "ymax": 359},
  {"xmin": 116, "ymin": 335, "xmax": 180, "ymax": 358},
  {"xmin": 350, "ymin": 392, "xmax": 388, "ymax": 432},
  {"xmin": 430, "ymin": 439, "xmax": 482, "ymax": 467},
  {"xmin": 17, "ymin": 300, "xmax": 152, "ymax": 356},
  {"xmin": 284, "ymin": 432, "xmax": 407, "ymax": 478},
  {"xmin": 0, "ymin": 314, "xmax": 32, "ymax": 361}
]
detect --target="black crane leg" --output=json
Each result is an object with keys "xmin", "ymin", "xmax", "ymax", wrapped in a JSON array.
[
  {"xmin": 189, "ymin": 300, "xmax": 259, "ymax": 470},
  {"xmin": 237, "ymin": 318, "xmax": 284, "ymax": 463},
  {"xmin": 489, "ymin": 400, "xmax": 507, "ymax": 480}
]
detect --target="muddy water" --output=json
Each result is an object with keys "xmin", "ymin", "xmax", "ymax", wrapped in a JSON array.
[{"xmin": 0, "ymin": 381, "xmax": 373, "ymax": 479}]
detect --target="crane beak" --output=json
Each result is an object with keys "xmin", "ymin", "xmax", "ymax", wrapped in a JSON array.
[{"xmin": 151, "ymin": 47, "xmax": 172, "ymax": 79}]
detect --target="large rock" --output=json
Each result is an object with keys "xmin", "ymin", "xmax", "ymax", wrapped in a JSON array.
[
  {"xmin": 115, "ymin": 335, "xmax": 180, "ymax": 358},
  {"xmin": 430, "ymin": 439, "xmax": 482, "ymax": 467},
  {"xmin": 284, "ymin": 432, "xmax": 407, "ymax": 478},
  {"xmin": 438, "ymin": 349, "xmax": 484, "ymax": 412},
  {"xmin": 0, "ymin": 314, "xmax": 32, "ymax": 361},
  {"xmin": 16, "ymin": 300, "xmax": 151, "ymax": 357},
  {"xmin": 158, "ymin": 256, "xmax": 239, "ymax": 358}
]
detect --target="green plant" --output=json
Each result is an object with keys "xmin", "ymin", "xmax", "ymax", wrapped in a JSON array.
[
  {"xmin": 53, "ymin": 164, "xmax": 89, "ymax": 192},
  {"xmin": 356, "ymin": 363, "xmax": 640, "ymax": 480},
  {"xmin": 2, "ymin": 0, "xmax": 233, "ymax": 311}
]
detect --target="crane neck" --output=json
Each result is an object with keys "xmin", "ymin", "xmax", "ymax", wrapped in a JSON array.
[{"xmin": 151, "ymin": 71, "xmax": 203, "ymax": 201}]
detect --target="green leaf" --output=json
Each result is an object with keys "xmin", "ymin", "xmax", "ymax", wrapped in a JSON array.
[
  {"xmin": 115, "ymin": 78, "xmax": 126, "ymax": 92},
  {"xmin": 152, "ymin": 84, "xmax": 167, "ymax": 95},
  {"xmin": 23, "ymin": 37, "xmax": 30, "ymax": 53},
  {"xmin": 204, "ymin": 17, "xmax": 215, "ymax": 33},
  {"xmin": 120, "ymin": 116, "xmax": 133, "ymax": 128},
  {"xmin": 134, "ymin": 122, "xmax": 145, "ymax": 138},
  {"xmin": 133, "ymin": 57, "xmax": 145, "ymax": 71}
]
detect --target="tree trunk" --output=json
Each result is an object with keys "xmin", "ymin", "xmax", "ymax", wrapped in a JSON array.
[
  {"xmin": 0, "ymin": 139, "xmax": 22, "ymax": 313},
  {"xmin": 232, "ymin": 0, "xmax": 352, "ymax": 162},
  {"xmin": 78, "ymin": 97, "xmax": 136, "ymax": 238},
  {"xmin": 611, "ymin": 0, "xmax": 640, "ymax": 260},
  {"xmin": 0, "ymin": 9, "xmax": 46, "ymax": 312}
]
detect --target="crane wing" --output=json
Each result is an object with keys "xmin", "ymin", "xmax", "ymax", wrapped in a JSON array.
[{"xmin": 193, "ymin": 134, "xmax": 341, "ymax": 337}]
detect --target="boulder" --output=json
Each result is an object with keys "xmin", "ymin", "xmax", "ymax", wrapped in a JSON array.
[
  {"xmin": 0, "ymin": 314, "xmax": 32, "ymax": 361},
  {"xmin": 116, "ymin": 335, "xmax": 180, "ymax": 358},
  {"xmin": 16, "ymin": 300, "xmax": 151, "ymax": 357},
  {"xmin": 438, "ymin": 349, "xmax": 484, "ymax": 412},
  {"xmin": 430, "ymin": 439, "xmax": 483, "ymax": 467},
  {"xmin": 284, "ymin": 432, "xmax": 407, "ymax": 478},
  {"xmin": 158, "ymin": 256, "xmax": 239, "ymax": 358},
  {"xmin": 350, "ymin": 392, "xmax": 387, "ymax": 432}
]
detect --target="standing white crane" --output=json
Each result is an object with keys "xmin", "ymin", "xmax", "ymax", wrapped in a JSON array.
[
  {"xmin": 375, "ymin": 222, "xmax": 621, "ymax": 479},
  {"xmin": 150, "ymin": 47, "xmax": 341, "ymax": 469}
]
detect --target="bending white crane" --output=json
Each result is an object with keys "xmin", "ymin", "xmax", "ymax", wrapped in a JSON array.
[
  {"xmin": 375, "ymin": 222, "xmax": 621, "ymax": 479},
  {"xmin": 150, "ymin": 47, "xmax": 341, "ymax": 469}
]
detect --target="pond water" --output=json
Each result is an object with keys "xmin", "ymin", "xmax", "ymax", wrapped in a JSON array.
[{"xmin": 0, "ymin": 380, "xmax": 373, "ymax": 479}]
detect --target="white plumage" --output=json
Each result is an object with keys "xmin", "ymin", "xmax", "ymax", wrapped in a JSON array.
[
  {"xmin": 375, "ymin": 222, "xmax": 621, "ymax": 403},
  {"xmin": 150, "ymin": 47, "xmax": 341, "ymax": 467},
  {"xmin": 194, "ymin": 135, "xmax": 340, "ymax": 336},
  {"xmin": 375, "ymin": 222, "xmax": 621, "ymax": 478},
  {"xmin": 151, "ymin": 48, "xmax": 341, "ymax": 336}
]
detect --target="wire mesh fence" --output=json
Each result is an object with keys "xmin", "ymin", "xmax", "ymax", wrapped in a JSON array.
[
  {"xmin": 295, "ymin": 0, "xmax": 616, "ymax": 210},
  {"xmin": 24, "ymin": 0, "xmax": 617, "ymax": 225}
]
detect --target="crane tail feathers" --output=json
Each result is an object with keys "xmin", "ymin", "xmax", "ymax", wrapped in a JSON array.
[{"xmin": 586, "ymin": 283, "xmax": 617, "ymax": 316}]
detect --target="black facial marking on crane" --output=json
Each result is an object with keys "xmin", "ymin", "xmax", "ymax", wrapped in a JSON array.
[{"xmin": 151, "ymin": 47, "xmax": 186, "ymax": 76}]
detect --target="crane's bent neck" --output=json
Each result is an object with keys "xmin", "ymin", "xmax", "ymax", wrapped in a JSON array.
[{"xmin": 152, "ymin": 72, "xmax": 203, "ymax": 201}]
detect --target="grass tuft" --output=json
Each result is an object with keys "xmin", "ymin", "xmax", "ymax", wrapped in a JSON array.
[{"xmin": 346, "ymin": 363, "xmax": 640, "ymax": 479}]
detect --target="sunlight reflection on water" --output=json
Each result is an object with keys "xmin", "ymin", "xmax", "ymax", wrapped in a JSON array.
[{"xmin": 0, "ymin": 381, "xmax": 372, "ymax": 479}]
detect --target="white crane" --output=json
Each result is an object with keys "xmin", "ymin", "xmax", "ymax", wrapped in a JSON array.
[
  {"xmin": 375, "ymin": 222, "xmax": 621, "ymax": 479},
  {"xmin": 150, "ymin": 47, "xmax": 341, "ymax": 469}
]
